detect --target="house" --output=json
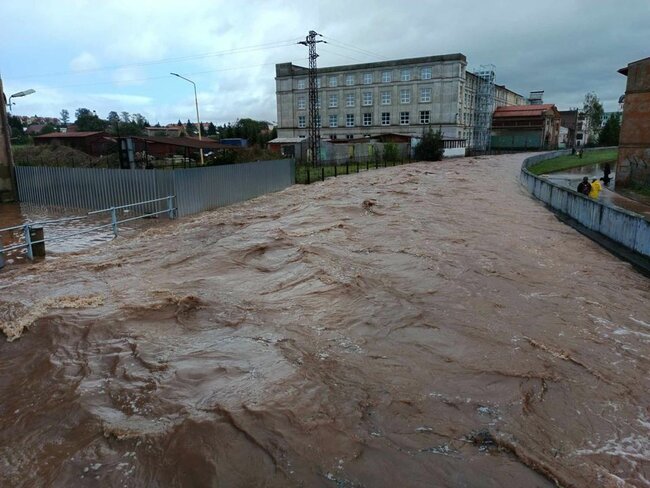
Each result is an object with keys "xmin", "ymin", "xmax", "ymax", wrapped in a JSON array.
[
  {"xmin": 144, "ymin": 126, "xmax": 183, "ymax": 137},
  {"xmin": 33, "ymin": 131, "xmax": 111, "ymax": 156},
  {"xmin": 491, "ymin": 104, "xmax": 561, "ymax": 150},
  {"xmin": 616, "ymin": 56, "xmax": 650, "ymax": 188}
]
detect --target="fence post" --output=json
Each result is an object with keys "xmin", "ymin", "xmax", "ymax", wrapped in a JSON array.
[
  {"xmin": 167, "ymin": 195, "xmax": 175, "ymax": 219},
  {"xmin": 334, "ymin": 165, "xmax": 337, "ymax": 177},
  {"xmin": 346, "ymin": 161, "xmax": 349, "ymax": 175},
  {"xmin": 356, "ymin": 162, "xmax": 359, "ymax": 173},
  {"xmin": 23, "ymin": 224, "xmax": 33, "ymax": 260},
  {"xmin": 366, "ymin": 160, "xmax": 369, "ymax": 171},
  {"xmin": 321, "ymin": 167, "xmax": 325, "ymax": 181},
  {"xmin": 307, "ymin": 169, "xmax": 310, "ymax": 185},
  {"xmin": 111, "ymin": 207, "xmax": 118, "ymax": 236}
]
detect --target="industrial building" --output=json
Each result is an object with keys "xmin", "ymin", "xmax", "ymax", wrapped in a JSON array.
[
  {"xmin": 491, "ymin": 104, "xmax": 561, "ymax": 150},
  {"xmin": 274, "ymin": 54, "xmax": 526, "ymax": 152}
]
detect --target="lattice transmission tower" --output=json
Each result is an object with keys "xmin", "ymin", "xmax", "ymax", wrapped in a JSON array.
[{"xmin": 298, "ymin": 31, "xmax": 325, "ymax": 166}]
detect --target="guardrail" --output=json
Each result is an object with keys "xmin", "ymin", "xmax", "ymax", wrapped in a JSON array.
[
  {"xmin": 520, "ymin": 149, "xmax": 650, "ymax": 259},
  {"xmin": 0, "ymin": 195, "xmax": 176, "ymax": 264}
]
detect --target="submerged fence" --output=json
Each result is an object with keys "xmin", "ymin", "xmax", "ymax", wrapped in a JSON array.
[
  {"xmin": 521, "ymin": 149, "xmax": 650, "ymax": 258},
  {"xmin": 15, "ymin": 159, "xmax": 294, "ymax": 217}
]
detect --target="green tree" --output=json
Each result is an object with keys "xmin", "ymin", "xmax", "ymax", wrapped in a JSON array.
[
  {"xmin": 414, "ymin": 127, "xmax": 444, "ymax": 161},
  {"xmin": 39, "ymin": 123, "xmax": 58, "ymax": 135},
  {"xmin": 185, "ymin": 119, "xmax": 197, "ymax": 136},
  {"xmin": 383, "ymin": 143, "xmax": 399, "ymax": 162},
  {"xmin": 60, "ymin": 109, "xmax": 70, "ymax": 126},
  {"xmin": 120, "ymin": 111, "xmax": 131, "ymax": 123},
  {"xmin": 132, "ymin": 113, "xmax": 148, "ymax": 128},
  {"xmin": 598, "ymin": 113, "xmax": 621, "ymax": 146},
  {"xmin": 583, "ymin": 92, "xmax": 604, "ymax": 141},
  {"xmin": 74, "ymin": 108, "xmax": 108, "ymax": 131},
  {"xmin": 8, "ymin": 115, "xmax": 23, "ymax": 137},
  {"xmin": 207, "ymin": 122, "xmax": 217, "ymax": 136},
  {"xmin": 107, "ymin": 111, "xmax": 120, "ymax": 125}
]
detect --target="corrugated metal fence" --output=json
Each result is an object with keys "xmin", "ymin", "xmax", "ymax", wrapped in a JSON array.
[
  {"xmin": 15, "ymin": 159, "xmax": 294, "ymax": 217},
  {"xmin": 520, "ymin": 148, "xmax": 650, "ymax": 258}
]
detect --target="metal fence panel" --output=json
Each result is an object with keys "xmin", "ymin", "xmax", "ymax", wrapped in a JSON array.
[{"xmin": 15, "ymin": 159, "xmax": 294, "ymax": 217}]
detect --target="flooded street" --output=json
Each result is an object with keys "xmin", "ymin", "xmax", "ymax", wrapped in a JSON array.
[{"xmin": 0, "ymin": 153, "xmax": 648, "ymax": 487}]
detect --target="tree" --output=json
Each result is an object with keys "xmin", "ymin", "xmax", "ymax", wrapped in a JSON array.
[
  {"xmin": 107, "ymin": 111, "xmax": 120, "ymax": 125},
  {"xmin": 186, "ymin": 119, "xmax": 197, "ymax": 136},
  {"xmin": 598, "ymin": 112, "xmax": 621, "ymax": 146},
  {"xmin": 74, "ymin": 108, "xmax": 108, "ymax": 131},
  {"xmin": 60, "ymin": 109, "xmax": 70, "ymax": 126},
  {"xmin": 207, "ymin": 122, "xmax": 217, "ymax": 136},
  {"xmin": 132, "ymin": 113, "xmax": 148, "ymax": 128},
  {"xmin": 39, "ymin": 123, "xmax": 58, "ymax": 135},
  {"xmin": 414, "ymin": 127, "xmax": 444, "ymax": 161},
  {"xmin": 583, "ymin": 92, "xmax": 604, "ymax": 141},
  {"xmin": 120, "ymin": 111, "xmax": 131, "ymax": 123},
  {"xmin": 8, "ymin": 115, "xmax": 24, "ymax": 136}
]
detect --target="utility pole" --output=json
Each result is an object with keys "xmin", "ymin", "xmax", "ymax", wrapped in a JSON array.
[
  {"xmin": 0, "ymin": 77, "xmax": 17, "ymax": 202},
  {"xmin": 298, "ymin": 31, "xmax": 325, "ymax": 167}
]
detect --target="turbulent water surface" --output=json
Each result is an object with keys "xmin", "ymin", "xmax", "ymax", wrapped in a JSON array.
[{"xmin": 1, "ymin": 154, "xmax": 648, "ymax": 487}]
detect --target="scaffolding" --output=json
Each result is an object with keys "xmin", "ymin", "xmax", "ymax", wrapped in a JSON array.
[{"xmin": 474, "ymin": 65, "xmax": 495, "ymax": 151}]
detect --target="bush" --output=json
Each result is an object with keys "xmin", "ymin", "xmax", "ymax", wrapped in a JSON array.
[
  {"xmin": 414, "ymin": 128, "xmax": 444, "ymax": 161},
  {"xmin": 383, "ymin": 143, "xmax": 399, "ymax": 162}
]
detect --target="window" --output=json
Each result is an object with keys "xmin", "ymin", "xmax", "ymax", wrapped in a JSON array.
[
  {"xmin": 346, "ymin": 93, "xmax": 355, "ymax": 107},
  {"xmin": 329, "ymin": 115, "xmax": 338, "ymax": 127},
  {"xmin": 382, "ymin": 71, "xmax": 392, "ymax": 83},
  {"xmin": 316, "ymin": 115, "xmax": 321, "ymax": 128},
  {"xmin": 316, "ymin": 77, "xmax": 321, "ymax": 88},
  {"xmin": 316, "ymin": 95, "xmax": 321, "ymax": 109},
  {"xmin": 346, "ymin": 134, "xmax": 354, "ymax": 140},
  {"xmin": 328, "ymin": 76, "xmax": 338, "ymax": 87},
  {"xmin": 363, "ymin": 113, "xmax": 372, "ymax": 126},
  {"xmin": 297, "ymin": 96, "xmax": 306, "ymax": 109},
  {"xmin": 420, "ymin": 111, "xmax": 430, "ymax": 124},
  {"xmin": 329, "ymin": 94, "xmax": 338, "ymax": 108},
  {"xmin": 420, "ymin": 88, "xmax": 432, "ymax": 103},
  {"xmin": 421, "ymin": 67, "xmax": 432, "ymax": 80},
  {"xmin": 297, "ymin": 79, "xmax": 306, "ymax": 89},
  {"xmin": 400, "ymin": 89, "xmax": 411, "ymax": 104},
  {"xmin": 330, "ymin": 134, "xmax": 338, "ymax": 140},
  {"xmin": 381, "ymin": 91, "xmax": 391, "ymax": 105},
  {"xmin": 346, "ymin": 114, "xmax": 355, "ymax": 127},
  {"xmin": 298, "ymin": 115, "xmax": 306, "ymax": 128},
  {"xmin": 381, "ymin": 112, "xmax": 390, "ymax": 125},
  {"xmin": 362, "ymin": 91, "xmax": 373, "ymax": 106},
  {"xmin": 401, "ymin": 69, "xmax": 411, "ymax": 81},
  {"xmin": 345, "ymin": 74, "xmax": 355, "ymax": 86},
  {"xmin": 363, "ymin": 72, "xmax": 373, "ymax": 84},
  {"xmin": 400, "ymin": 112, "xmax": 410, "ymax": 125}
]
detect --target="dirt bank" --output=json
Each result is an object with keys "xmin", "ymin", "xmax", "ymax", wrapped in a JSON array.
[{"xmin": 1, "ymin": 154, "xmax": 648, "ymax": 487}]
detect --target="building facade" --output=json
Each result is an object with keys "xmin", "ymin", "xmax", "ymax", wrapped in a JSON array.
[
  {"xmin": 275, "ymin": 54, "xmax": 526, "ymax": 149},
  {"xmin": 617, "ymin": 57, "xmax": 650, "ymax": 188},
  {"xmin": 491, "ymin": 104, "xmax": 561, "ymax": 150}
]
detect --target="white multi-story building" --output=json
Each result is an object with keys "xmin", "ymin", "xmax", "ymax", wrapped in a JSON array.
[{"xmin": 275, "ymin": 53, "xmax": 526, "ymax": 148}]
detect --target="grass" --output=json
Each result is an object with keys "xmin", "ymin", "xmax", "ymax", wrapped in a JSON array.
[
  {"xmin": 528, "ymin": 148, "xmax": 618, "ymax": 175},
  {"xmin": 295, "ymin": 159, "xmax": 406, "ymax": 184}
]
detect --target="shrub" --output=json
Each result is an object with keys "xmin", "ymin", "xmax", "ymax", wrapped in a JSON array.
[{"xmin": 414, "ymin": 128, "xmax": 444, "ymax": 161}]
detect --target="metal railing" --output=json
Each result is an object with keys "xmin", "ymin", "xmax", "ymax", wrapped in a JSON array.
[{"xmin": 0, "ymin": 195, "xmax": 176, "ymax": 263}]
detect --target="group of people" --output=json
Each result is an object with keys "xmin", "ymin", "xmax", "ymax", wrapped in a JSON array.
[{"xmin": 576, "ymin": 163, "xmax": 611, "ymax": 199}]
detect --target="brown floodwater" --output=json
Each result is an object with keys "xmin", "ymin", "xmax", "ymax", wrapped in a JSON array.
[{"xmin": 0, "ymin": 154, "xmax": 648, "ymax": 487}]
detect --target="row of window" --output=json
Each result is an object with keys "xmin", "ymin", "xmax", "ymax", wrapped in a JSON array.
[
  {"xmin": 297, "ymin": 88, "xmax": 434, "ymax": 109},
  {"xmin": 297, "ymin": 111, "xmax": 431, "ymax": 128},
  {"xmin": 296, "ymin": 67, "xmax": 434, "ymax": 90}
]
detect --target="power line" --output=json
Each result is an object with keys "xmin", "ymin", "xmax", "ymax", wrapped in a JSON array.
[
  {"xmin": 298, "ymin": 30, "xmax": 325, "ymax": 167},
  {"xmin": 320, "ymin": 36, "xmax": 388, "ymax": 61},
  {"xmin": 9, "ymin": 38, "xmax": 304, "ymax": 81}
]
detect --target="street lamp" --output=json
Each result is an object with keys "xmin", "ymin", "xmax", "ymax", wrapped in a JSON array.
[
  {"xmin": 8, "ymin": 89, "xmax": 35, "ymax": 113},
  {"xmin": 170, "ymin": 73, "xmax": 204, "ymax": 165}
]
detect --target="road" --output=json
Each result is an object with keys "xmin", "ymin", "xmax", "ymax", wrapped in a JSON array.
[{"xmin": 1, "ymin": 154, "xmax": 648, "ymax": 487}]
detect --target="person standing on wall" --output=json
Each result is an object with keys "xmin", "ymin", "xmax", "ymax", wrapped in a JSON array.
[
  {"xmin": 603, "ymin": 162, "xmax": 612, "ymax": 186},
  {"xmin": 577, "ymin": 176, "xmax": 591, "ymax": 195}
]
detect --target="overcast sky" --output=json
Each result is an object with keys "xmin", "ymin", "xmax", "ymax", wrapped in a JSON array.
[{"xmin": 1, "ymin": 0, "xmax": 647, "ymax": 125}]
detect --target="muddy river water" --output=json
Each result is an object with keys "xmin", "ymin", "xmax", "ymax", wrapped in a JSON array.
[{"xmin": 0, "ymin": 154, "xmax": 648, "ymax": 487}]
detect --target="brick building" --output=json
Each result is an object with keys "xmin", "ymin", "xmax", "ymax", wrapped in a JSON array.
[{"xmin": 616, "ymin": 57, "xmax": 650, "ymax": 187}]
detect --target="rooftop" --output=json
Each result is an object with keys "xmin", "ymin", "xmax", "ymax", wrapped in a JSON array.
[
  {"xmin": 33, "ymin": 131, "xmax": 106, "ymax": 139},
  {"xmin": 493, "ymin": 104, "xmax": 557, "ymax": 118}
]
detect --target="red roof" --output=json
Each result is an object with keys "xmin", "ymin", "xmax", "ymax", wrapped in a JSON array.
[
  {"xmin": 494, "ymin": 104, "xmax": 557, "ymax": 118},
  {"xmin": 33, "ymin": 131, "xmax": 106, "ymax": 139}
]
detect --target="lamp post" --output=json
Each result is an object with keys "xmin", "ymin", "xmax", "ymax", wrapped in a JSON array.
[
  {"xmin": 170, "ymin": 73, "xmax": 204, "ymax": 165},
  {"xmin": 8, "ymin": 89, "xmax": 36, "ymax": 113}
]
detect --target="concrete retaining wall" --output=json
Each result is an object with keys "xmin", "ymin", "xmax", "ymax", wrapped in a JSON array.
[{"xmin": 521, "ymin": 148, "xmax": 650, "ymax": 258}]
